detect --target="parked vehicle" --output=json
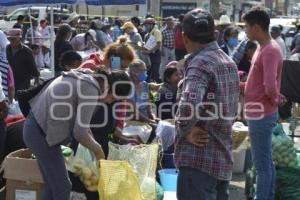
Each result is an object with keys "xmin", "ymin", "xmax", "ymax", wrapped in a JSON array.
[{"xmin": 0, "ymin": 6, "xmax": 72, "ymax": 31}]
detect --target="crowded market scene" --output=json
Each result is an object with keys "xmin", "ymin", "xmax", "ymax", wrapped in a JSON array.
[{"xmin": 1, "ymin": 0, "xmax": 300, "ymax": 199}]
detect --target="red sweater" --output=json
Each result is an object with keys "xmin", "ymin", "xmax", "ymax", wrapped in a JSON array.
[{"xmin": 244, "ymin": 41, "xmax": 283, "ymax": 119}]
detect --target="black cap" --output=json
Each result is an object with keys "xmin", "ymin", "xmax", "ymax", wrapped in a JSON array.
[
  {"xmin": 183, "ymin": 9, "xmax": 215, "ymax": 40},
  {"xmin": 271, "ymin": 25, "xmax": 281, "ymax": 34}
]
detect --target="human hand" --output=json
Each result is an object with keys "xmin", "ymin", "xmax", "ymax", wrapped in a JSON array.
[
  {"xmin": 0, "ymin": 101, "xmax": 8, "ymax": 120},
  {"xmin": 94, "ymin": 146, "xmax": 105, "ymax": 161},
  {"xmin": 185, "ymin": 126, "xmax": 209, "ymax": 148}
]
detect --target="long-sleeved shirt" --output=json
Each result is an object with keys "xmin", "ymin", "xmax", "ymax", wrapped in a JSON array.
[
  {"xmin": 175, "ymin": 41, "xmax": 240, "ymax": 181},
  {"xmin": 30, "ymin": 69, "xmax": 102, "ymax": 151},
  {"xmin": 0, "ymin": 73, "xmax": 6, "ymax": 102},
  {"xmin": 6, "ymin": 44, "xmax": 39, "ymax": 91},
  {"xmin": 244, "ymin": 40, "xmax": 283, "ymax": 119}
]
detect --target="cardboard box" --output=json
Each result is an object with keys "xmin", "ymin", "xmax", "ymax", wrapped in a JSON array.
[{"xmin": 2, "ymin": 149, "xmax": 44, "ymax": 200}]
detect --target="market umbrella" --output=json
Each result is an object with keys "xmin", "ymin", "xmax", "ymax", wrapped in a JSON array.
[
  {"xmin": 0, "ymin": 0, "xmax": 78, "ymax": 77},
  {"xmin": 85, "ymin": 0, "xmax": 146, "ymax": 5}
]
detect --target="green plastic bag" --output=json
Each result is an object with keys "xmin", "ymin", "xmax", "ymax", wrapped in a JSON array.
[
  {"xmin": 272, "ymin": 124, "xmax": 298, "ymax": 168},
  {"xmin": 276, "ymin": 167, "xmax": 300, "ymax": 200}
]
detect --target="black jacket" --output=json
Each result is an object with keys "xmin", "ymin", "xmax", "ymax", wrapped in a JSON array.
[{"xmin": 6, "ymin": 44, "xmax": 39, "ymax": 91}]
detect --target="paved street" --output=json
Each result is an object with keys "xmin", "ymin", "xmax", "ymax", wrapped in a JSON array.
[{"xmin": 230, "ymin": 174, "xmax": 246, "ymax": 200}]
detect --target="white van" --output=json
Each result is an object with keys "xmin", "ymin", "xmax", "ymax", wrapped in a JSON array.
[{"xmin": 0, "ymin": 6, "xmax": 72, "ymax": 31}]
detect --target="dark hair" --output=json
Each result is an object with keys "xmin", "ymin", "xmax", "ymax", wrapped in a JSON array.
[
  {"xmin": 55, "ymin": 24, "xmax": 72, "ymax": 45},
  {"xmin": 59, "ymin": 50, "xmax": 82, "ymax": 69},
  {"xmin": 94, "ymin": 69, "xmax": 133, "ymax": 97},
  {"xmin": 182, "ymin": 9, "xmax": 215, "ymax": 44},
  {"xmin": 131, "ymin": 17, "xmax": 141, "ymax": 26},
  {"xmin": 17, "ymin": 15, "xmax": 25, "ymax": 22},
  {"xmin": 89, "ymin": 21, "xmax": 97, "ymax": 30},
  {"xmin": 178, "ymin": 14, "xmax": 185, "ymax": 23},
  {"xmin": 115, "ymin": 19, "xmax": 123, "ymax": 27},
  {"xmin": 84, "ymin": 32, "xmax": 92, "ymax": 45},
  {"xmin": 224, "ymin": 26, "xmax": 239, "ymax": 41},
  {"xmin": 245, "ymin": 41, "xmax": 257, "ymax": 51},
  {"xmin": 163, "ymin": 67, "xmax": 178, "ymax": 83},
  {"xmin": 30, "ymin": 44, "xmax": 39, "ymax": 50},
  {"xmin": 101, "ymin": 25, "xmax": 112, "ymax": 33},
  {"xmin": 242, "ymin": 7, "xmax": 270, "ymax": 32}
]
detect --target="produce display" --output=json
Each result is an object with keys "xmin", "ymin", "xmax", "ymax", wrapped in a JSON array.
[
  {"xmin": 272, "ymin": 124, "xmax": 298, "ymax": 168},
  {"xmin": 72, "ymin": 158, "xmax": 99, "ymax": 192},
  {"xmin": 66, "ymin": 144, "xmax": 99, "ymax": 192}
]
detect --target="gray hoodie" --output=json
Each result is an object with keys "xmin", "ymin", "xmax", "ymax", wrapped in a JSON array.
[{"xmin": 30, "ymin": 69, "xmax": 102, "ymax": 147}]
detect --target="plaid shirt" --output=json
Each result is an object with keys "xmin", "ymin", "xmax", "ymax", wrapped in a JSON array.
[
  {"xmin": 162, "ymin": 28, "xmax": 175, "ymax": 49},
  {"xmin": 175, "ymin": 41, "xmax": 240, "ymax": 181},
  {"xmin": 232, "ymin": 38, "xmax": 249, "ymax": 65}
]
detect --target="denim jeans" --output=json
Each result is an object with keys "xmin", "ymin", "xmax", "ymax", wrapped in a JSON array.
[
  {"xmin": 177, "ymin": 167, "xmax": 229, "ymax": 200},
  {"xmin": 160, "ymin": 47, "xmax": 176, "ymax": 79},
  {"xmin": 248, "ymin": 112, "xmax": 278, "ymax": 200},
  {"xmin": 23, "ymin": 111, "xmax": 71, "ymax": 200},
  {"xmin": 149, "ymin": 50, "xmax": 161, "ymax": 83}
]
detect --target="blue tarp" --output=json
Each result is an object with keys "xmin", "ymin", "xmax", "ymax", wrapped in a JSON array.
[
  {"xmin": 85, "ymin": 0, "xmax": 146, "ymax": 5},
  {"xmin": 0, "ymin": 0, "xmax": 77, "ymax": 6}
]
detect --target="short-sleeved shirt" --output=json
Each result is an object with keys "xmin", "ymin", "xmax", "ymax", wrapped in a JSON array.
[
  {"xmin": 70, "ymin": 33, "xmax": 89, "ymax": 51},
  {"xmin": 148, "ymin": 28, "xmax": 162, "ymax": 43}
]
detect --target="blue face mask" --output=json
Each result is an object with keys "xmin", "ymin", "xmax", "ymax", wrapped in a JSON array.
[
  {"xmin": 228, "ymin": 37, "xmax": 239, "ymax": 48},
  {"xmin": 138, "ymin": 72, "xmax": 148, "ymax": 82}
]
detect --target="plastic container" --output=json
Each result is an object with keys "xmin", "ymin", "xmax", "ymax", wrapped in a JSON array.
[
  {"xmin": 158, "ymin": 169, "xmax": 178, "ymax": 192},
  {"xmin": 233, "ymin": 146, "xmax": 247, "ymax": 173},
  {"xmin": 162, "ymin": 153, "xmax": 175, "ymax": 169}
]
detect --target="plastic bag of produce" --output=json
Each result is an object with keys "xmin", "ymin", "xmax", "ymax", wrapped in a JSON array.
[
  {"xmin": 276, "ymin": 167, "xmax": 300, "ymax": 200},
  {"xmin": 107, "ymin": 142, "xmax": 159, "ymax": 200},
  {"xmin": 272, "ymin": 124, "xmax": 298, "ymax": 168},
  {"xmin": 68, "ymin": 144, "xmax": 99, "ymax": 192},
  {"xmin": 99, "ymin": 160, "xmax": 142, "ymax": 200},
  {"xmin": 232, "ymin": 122, "xmax": 248, "ymax": 150}
]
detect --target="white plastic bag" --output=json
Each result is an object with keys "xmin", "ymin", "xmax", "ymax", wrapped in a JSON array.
[{"xmin": 156, "ymin": 121, "xmax": 175, "ymax": 151}]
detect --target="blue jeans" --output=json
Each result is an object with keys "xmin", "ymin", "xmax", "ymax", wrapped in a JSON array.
[
  {"xmin": 177, "ymin": 167, "xmax": 229, "ymax": 200},
  {"xmin": 248, "ymin": 112, "xmax": 278, "ymax": 200},
  {"xmin": 23, "ymin": 111, "xmax": 71, "ymax": 200}
]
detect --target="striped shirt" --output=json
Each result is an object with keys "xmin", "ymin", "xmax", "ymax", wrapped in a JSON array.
[
  {"xmin": 0, "ymin": 53, "xmax": 12, "ymax": 100},
  {"xmin": 175, "ymin": 41, "xmax": 240, "ymax": 181}
]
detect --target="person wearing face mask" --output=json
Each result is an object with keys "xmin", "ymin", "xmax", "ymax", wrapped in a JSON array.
[
  {"xmin": 54, "ymin": 24, "xmax": 74, "ymax": 75},
  {"xmin": 220, "ymin": 26, "xmax": 240, "ymax": 57},
  {"xmin": 141, "ymin": 18, "xmax": 162, "ymax": 83},
  {"xmin": 23, "ymin": 69, "xmax": 132, "ymax": 200},
  {"xmin": 156, "ymin": 62, "xmax": 180, "ymax": 120},
  {"xmin": 129, "ymin": 59, "xmax": 158, "ymax": 124}
]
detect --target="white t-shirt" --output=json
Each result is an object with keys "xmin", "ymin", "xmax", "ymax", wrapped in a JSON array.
[
  {"xmin": 38, "ymin": 26, "xmax": 51, "ymax": 40},
  {"xmin": 70, "ymin": 33, "xmax": 90, "ymax": 51},
  {"xmin": 275, "ymin": 36, "xmax": 287, "ymax": 59}
]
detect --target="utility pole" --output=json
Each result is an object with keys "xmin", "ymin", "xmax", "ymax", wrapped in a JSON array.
[{"xmin": 210, "ymin": 0, "xmax": 220, "ymax": 19}]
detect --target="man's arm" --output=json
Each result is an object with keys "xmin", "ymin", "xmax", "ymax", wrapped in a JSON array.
[
  {"xmin": 176, "ymin": 61, "xmax": 209, "ymax": 137},
  {"xmin": 262, "ymin": 51, "xmax": 282, "ymax": 106},
  {"xmin": 27, "ymin": 49, "xmax": 40, "ymax": 77}
]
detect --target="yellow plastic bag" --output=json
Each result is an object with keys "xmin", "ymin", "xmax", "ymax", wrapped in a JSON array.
[
  {"xmin": 99, "ymin": 160, "xmax": 142, "ymax": 200},
  {"xmin": 107, "ymin": 142, "xmax": 159, "ymax": 200}
]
